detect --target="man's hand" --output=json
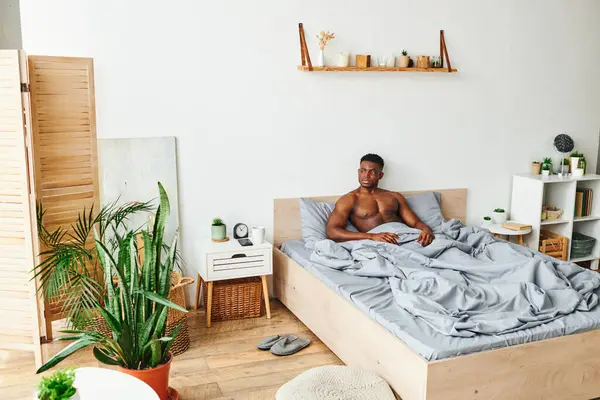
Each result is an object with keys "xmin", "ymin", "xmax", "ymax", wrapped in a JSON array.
[
  {"xmin": 369, "ymin": 232, "xmax": 399, "ymax": 244},
  {"xmin": 417, "ymin": 227, "xmax": 434, "ymax": 247}
]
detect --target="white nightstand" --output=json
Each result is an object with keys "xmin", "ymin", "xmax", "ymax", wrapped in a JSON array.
[
  {"xmin": 485, "ymin": 222, "xmax": 532, "ymax": 245},
  {"xmin": 194, "ymin": 237, "xmax": 273, "ymax": 327}
]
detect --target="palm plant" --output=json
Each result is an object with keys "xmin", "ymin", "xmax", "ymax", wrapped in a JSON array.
[
  {"xmin": 34, "ymin": 199, "xmax": 155, "ymax": 329},
  {"xmin": 37, "ymin": 182, "xmax": 186, "ymax": 373}
]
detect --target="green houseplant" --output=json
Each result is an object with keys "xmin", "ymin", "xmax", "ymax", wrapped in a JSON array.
[
  {"xmin": 37, "ymin": 368, "xmax": 78, "ymax": 400},
  {"xmin": 37, "ymin": 183, "xmax": 186, "ymax": 400},
  {"xmin": 542, "ymin": 157, "xmax": 552, "ymax": 173},
  {"xmin": 542, "ymin": 163, "xmax": 551, "ymax": 176},
  {"xmin": 570, "ymin": 151, "xmax": 584, "ymax": 174},
  {"xmin": 492, "ymin": 208, "xmax": 507, "ymax": 224},
  {"xmin": 482, "ymin": 216, "xmax": 492, "ymax": 226},
  {"xmin": 211, "ymin": 217, "xmax": 226, "ymax": 240},
  {"xmin": 399, "ymin": 49, "xmax": 410, "ymax": 68}
]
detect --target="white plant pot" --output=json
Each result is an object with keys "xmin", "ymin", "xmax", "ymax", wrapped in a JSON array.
[
  {"xmin": 573, "ymin": 168, "xmax": 584, "ymax": 177},
  {"xmin": 482, "ymin": 219, "xmax": 492, "ymax": 227},
  {"xmin": 542, "ymin": 169, "xmax": 550, "ymax": 176},
  {"xmin": 492, "ymin": 212, "xmax": 507, "ymax": 224},
  {"xmin": 399, "ymin": 55, "xmax": 410, "ymax": 68},
  {"xmin": 318, "ymin": 50, "xmax": 325, "ymax": 67},
  {"xmin": 570, "ymin": 157, "xmax": 580, "ymax": 174}
]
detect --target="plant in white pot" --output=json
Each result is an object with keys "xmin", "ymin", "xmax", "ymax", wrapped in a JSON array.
[
  {"xmin": 399, "ymin": 49, "xmax": 410, "ymax": 68},
  {"xmin": 36, "ymin": 183, "xmax": 187, "ymax": 400},
  {"xmin": 542, "ymin": 157, "xmax": 553, "ymax": 174},
  {"xmin": 570, "ymin": 151, "xmax": 583, "ymax": 174},
  {"xmin": 211, "ymin": 217, "xmax": 226, "ymax": 240},
  {"xmin": 36, "ymin": 368, "xmax": 78, "ymax": 400},
  {"xmin": 482, "ymin": 216, "xmax": 492, "ymax": 226},
  {"xmin": 541, "ymin": 163, "xmax": 551, "ymax": 176},
  {"xmin": 492, "ymin": 208, "xmax": 507, "ymax": 224}
]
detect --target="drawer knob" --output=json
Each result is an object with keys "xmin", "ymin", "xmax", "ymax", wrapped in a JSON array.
[{"xmin": 231, "ymin": 253, "xmax": 247, "ymax": 259}]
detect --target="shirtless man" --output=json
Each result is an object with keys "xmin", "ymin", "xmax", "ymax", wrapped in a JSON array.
[{"xmin": 326, "ymin": 153, "xmax": 435, "ymax": 246}]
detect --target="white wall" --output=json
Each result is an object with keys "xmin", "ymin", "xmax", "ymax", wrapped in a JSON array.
[
  {"xmin": 0, "ymin": 0, "xmax": 22, "ymax": 48},
  {"xmin": 19, "ymin": 1, "xmax": 600, "ymax": 275}
]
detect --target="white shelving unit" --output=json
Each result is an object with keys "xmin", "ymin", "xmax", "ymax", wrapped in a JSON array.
[{"xmin": 510, "ymin": 173, "xmax": 600, "ymax": 269}]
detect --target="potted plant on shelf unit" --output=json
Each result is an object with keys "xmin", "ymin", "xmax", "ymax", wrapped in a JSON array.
[
  {"xmin": 211, "ymin": 217, "xmax": 226, "ymax": 240},
  {"xmin": 531, "ymin": 161, "xmax": 541, "ymax": 175},
  {"xmin": 36, "ymin": 368, "xmax": 78, "ymax": 400},
  {"xmin": 542, "ymin": 157, "xmax": 553, "ymax": 174},
  {"xmin": 542, "ymin": 164, "xmax": 551, "ymax": 176},
  {"xmin": 560, "ymin": 158, "xmax": 570, "ymax": 175},
  {"xmin": 316, "ymin": 30, "xmax": 335, "ymax": 67},
  {"xmin": 482, "ymin": 216, "xmax": 492, "ymax": 226},
  {"xmin": 36, "ymin": 183, "xmax": 187, "ymax": 400},
  {"xmin": 399, "ymin": 49, "xmax": 410, "ymax": 68},
  {"xmin": 492, "ymin": 208, "xmax": 507, "ymax": 224},
  {"xmin": 570, "ymin": 151, "xmax": 583, "ymax": 174},
  {"xmin": 579, "ymin": 156, "xmax": 587, "ymax": 175}
]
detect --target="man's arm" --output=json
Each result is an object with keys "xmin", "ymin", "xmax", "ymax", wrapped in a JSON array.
[
  {"xmin": 326, "ymin": 195, "xmax": 398, "ymax": 244},
  {"xmin": 394, "ymin": 192, "xmax": 435, "ymax": 246}
]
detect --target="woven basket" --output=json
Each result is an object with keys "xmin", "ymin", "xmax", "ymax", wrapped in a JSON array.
[
  {"xmin": 202, "ymin": 277, "xmax": 262, "ymax": 321},
  {"xmin": 571, "ymin": 232, "xmax": 596, "ymax": 259},
  {"xmin": 167, "ymin": 316, "xmax": 190, "ymax": 356},
  {"xmin": 168, "ymin": 272, "xmax": 194, "ymax": 325}
]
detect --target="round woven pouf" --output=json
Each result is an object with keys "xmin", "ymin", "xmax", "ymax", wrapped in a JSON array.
[{"xmin": 276, "ymin": 366, "xmax": 396, "ymax": 400}]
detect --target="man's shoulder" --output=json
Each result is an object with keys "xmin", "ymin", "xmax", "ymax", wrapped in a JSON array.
[
  {"xmin": 336, "ymin": 191, "xmax": 358, "ymax": 206},
  {"xmin": 379, "ymin": 189, "xmax": 405, "ymax": 200}
]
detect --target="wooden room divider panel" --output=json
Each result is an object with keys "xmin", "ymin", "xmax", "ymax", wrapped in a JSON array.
[
  {"xmin": 27, "ymin": 56, "xmax": 100, "ymax": 340},
  {"xmin": 0, "ymin": 50, "xmax": 43, "ymax": 366}
]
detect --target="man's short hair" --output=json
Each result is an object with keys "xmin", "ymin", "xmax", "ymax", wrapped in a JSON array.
[{"xmin": 360, "ymin": 153, "xmax": 384, "ymax": 169}]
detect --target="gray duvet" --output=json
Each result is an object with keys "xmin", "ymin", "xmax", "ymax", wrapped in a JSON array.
[{"xmin": 283, "ymin": 220, "xmax": 600, "ymax": 360}]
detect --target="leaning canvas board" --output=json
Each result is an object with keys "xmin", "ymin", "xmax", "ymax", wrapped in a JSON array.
[{"xmin": 98, "ymin": 137, "xmax": 180, "ymax": 245}]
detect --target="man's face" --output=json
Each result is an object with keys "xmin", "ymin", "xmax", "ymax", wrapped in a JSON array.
[{"xmin": 358, "ymin": 161, "xmax": 383, "ymax": 189}]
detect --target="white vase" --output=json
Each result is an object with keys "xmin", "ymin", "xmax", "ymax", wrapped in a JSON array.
[
  {"xmin": 492, "ymin": 211, "xmax": 507, "ymax": 224},
  {"xmin": 318, "ymin": 50, "xmax": 325, "ymax": 67},
  {"xmin": 399, "ymin": 55, "xmax": 410, "ymax": 68},
  {"xmin": 542, "ymin": 169, "xmax": 550, "ymax": 176},
  {"xmin": 570, "ymin": 157, "xmax": 580, "ymax": 174}
]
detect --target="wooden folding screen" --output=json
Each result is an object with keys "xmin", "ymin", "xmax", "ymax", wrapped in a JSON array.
[
  {"xmin": 27, "ymin": 56, "xmax": 100, "ymax": 340},
  {"xmin": 0, "ymin": 50, "xmax": 42, "ymax": 366}
]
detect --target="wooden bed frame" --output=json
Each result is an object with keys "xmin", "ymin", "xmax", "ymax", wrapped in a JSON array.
[{"xmin": 272, "ymin": 189, "xmax": 600, "ymax": 400}]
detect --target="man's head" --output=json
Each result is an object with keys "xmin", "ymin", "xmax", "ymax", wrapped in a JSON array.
[{"xmin": 358, "ymin": 153, "xmax": 384, "ymax": 189}]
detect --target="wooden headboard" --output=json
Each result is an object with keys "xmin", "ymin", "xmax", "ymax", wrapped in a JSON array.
[{"xmin": 273, "ymin": 188, "xmax": 468, "ymax": 247}]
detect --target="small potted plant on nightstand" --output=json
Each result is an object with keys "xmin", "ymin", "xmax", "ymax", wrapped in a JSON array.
[
  {"xmin": 211, "ymin": 218, "xmax": 226, "ymax": 241},
  {"xmin": 542, "ymin": 157, "xmax": 553, "ymax": 174},
  {"xmin": 482, "ymin": 216, "xmax": 492, "ymax": 226},
  {"xmin": 492, "ymin": 208, "xmax": 507, "ymax": 224},
  {"xmin": 570, "ymin": 151, "xmax": 583, "ymax": 174},
  {"xmin": 36, "ymin": 368, "xmax": 78, "ymax": 400},
  {"xmin": 531, "ymin": 161, "xmax": 541, "ymax": 175},
  {"xmin": 399, "ymin": 49, "xmax": 410, "ymax": 68},
  {"xmin": 541, "ymin": 164, "xmax": 551, "ymax": 176}
]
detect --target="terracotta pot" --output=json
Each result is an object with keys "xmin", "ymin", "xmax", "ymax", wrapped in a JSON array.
[
  {"xmin": 118, "ymin": 353, "xmax": 172, "ymax": 400},
  {"xmin": 531, "ymin": 163, "xmax": 541, "ymax": 175}
]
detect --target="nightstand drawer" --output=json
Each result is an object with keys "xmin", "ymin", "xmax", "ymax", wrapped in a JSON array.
[{"xmin": 207, "ymin": 248, "xmax": 272, "ymax": 280}]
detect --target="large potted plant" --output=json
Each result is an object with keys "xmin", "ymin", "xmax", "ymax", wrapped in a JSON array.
[{"xmin": 36, "ymin": 183, "xmax": 186, "ymax": 400}]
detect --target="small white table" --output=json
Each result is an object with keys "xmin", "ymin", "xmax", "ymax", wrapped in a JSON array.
[
  {"xmin": 195, "ymin": 237, "xmax": 273, "ymax": 327},
  {"xmin": 72, "ymin": 367, "xmax": 159, "ymax": 399},
  {"xmin": 485, "ymin": 222, "xmax": 532, "ymax": 245}
]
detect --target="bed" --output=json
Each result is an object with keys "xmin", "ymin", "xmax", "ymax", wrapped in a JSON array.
[{"xmin": 272, "ymin": 189, "xmax": 600, "ymax": 400}]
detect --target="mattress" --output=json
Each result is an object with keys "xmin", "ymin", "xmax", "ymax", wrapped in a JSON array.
[{"xmin": 281, "ymin": 239, "xmax": 600, "ymax": 361}]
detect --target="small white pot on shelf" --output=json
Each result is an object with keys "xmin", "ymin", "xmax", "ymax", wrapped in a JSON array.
[
  {"xmin": 482, "ymin": 218, "xmax": 492, "ymax": 227},
  {"xmin": 542, "ymin": 169, "xmax": 550, "ymax": 176},
  {"xmin": 492, "ymin": 211, "xmax": 507, "ymax": 224}
]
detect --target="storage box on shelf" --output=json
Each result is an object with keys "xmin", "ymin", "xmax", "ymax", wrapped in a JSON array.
[{"xmin": 511, "ymin": 174, "xmax": 600, "ymax": 269}]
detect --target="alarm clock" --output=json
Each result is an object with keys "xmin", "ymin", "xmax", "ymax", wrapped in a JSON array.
[{"xmin": 233, "ymin": 222, "xmax": 249, "ymax": 239}]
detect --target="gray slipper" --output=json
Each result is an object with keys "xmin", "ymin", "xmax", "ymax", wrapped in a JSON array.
[
  {"xmin": 257, "ymin": 335, "xmax": 286, "ymax": 350},
  {"xmin": 270, "ymin": 334, "xmax": 311, "ymax": 356}
]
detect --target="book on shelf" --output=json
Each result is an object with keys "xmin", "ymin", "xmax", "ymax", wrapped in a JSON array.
[{"xmin": 575, "ymin": 188, "xmax": 593, "ymax": 217}]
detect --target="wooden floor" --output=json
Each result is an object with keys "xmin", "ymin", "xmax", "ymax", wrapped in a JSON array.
[{"xmin": 0, "ymin": 300, "xmax": 342, "ymax": 400}]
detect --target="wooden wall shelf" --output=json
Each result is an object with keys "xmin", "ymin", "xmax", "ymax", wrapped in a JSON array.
[
  {"xmin": 297, "ymin": 23, "xmax": 457, "ymax": 73},
  {"xmin": 297, "ymin": 66, "xmax": 457, "ymax": 73}
]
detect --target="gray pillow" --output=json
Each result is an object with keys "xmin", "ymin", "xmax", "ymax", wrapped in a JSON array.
[
  {"xmin": 405, "ymin": 192, "xmax": 445, "ymax": 230},
  {"xmin": 299, "ymin": 198, "xmax": 357, "ymax": 247}
]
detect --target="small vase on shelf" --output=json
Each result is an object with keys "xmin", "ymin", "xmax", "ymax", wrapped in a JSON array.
[{"xmin": 318, "ymin": 50, "xmax": 325, "ymax": 67}]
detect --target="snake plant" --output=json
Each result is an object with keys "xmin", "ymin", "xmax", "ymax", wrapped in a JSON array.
[{"xmin": 37, "ymin": 182, "xmax": 187, "ymax": 373}]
